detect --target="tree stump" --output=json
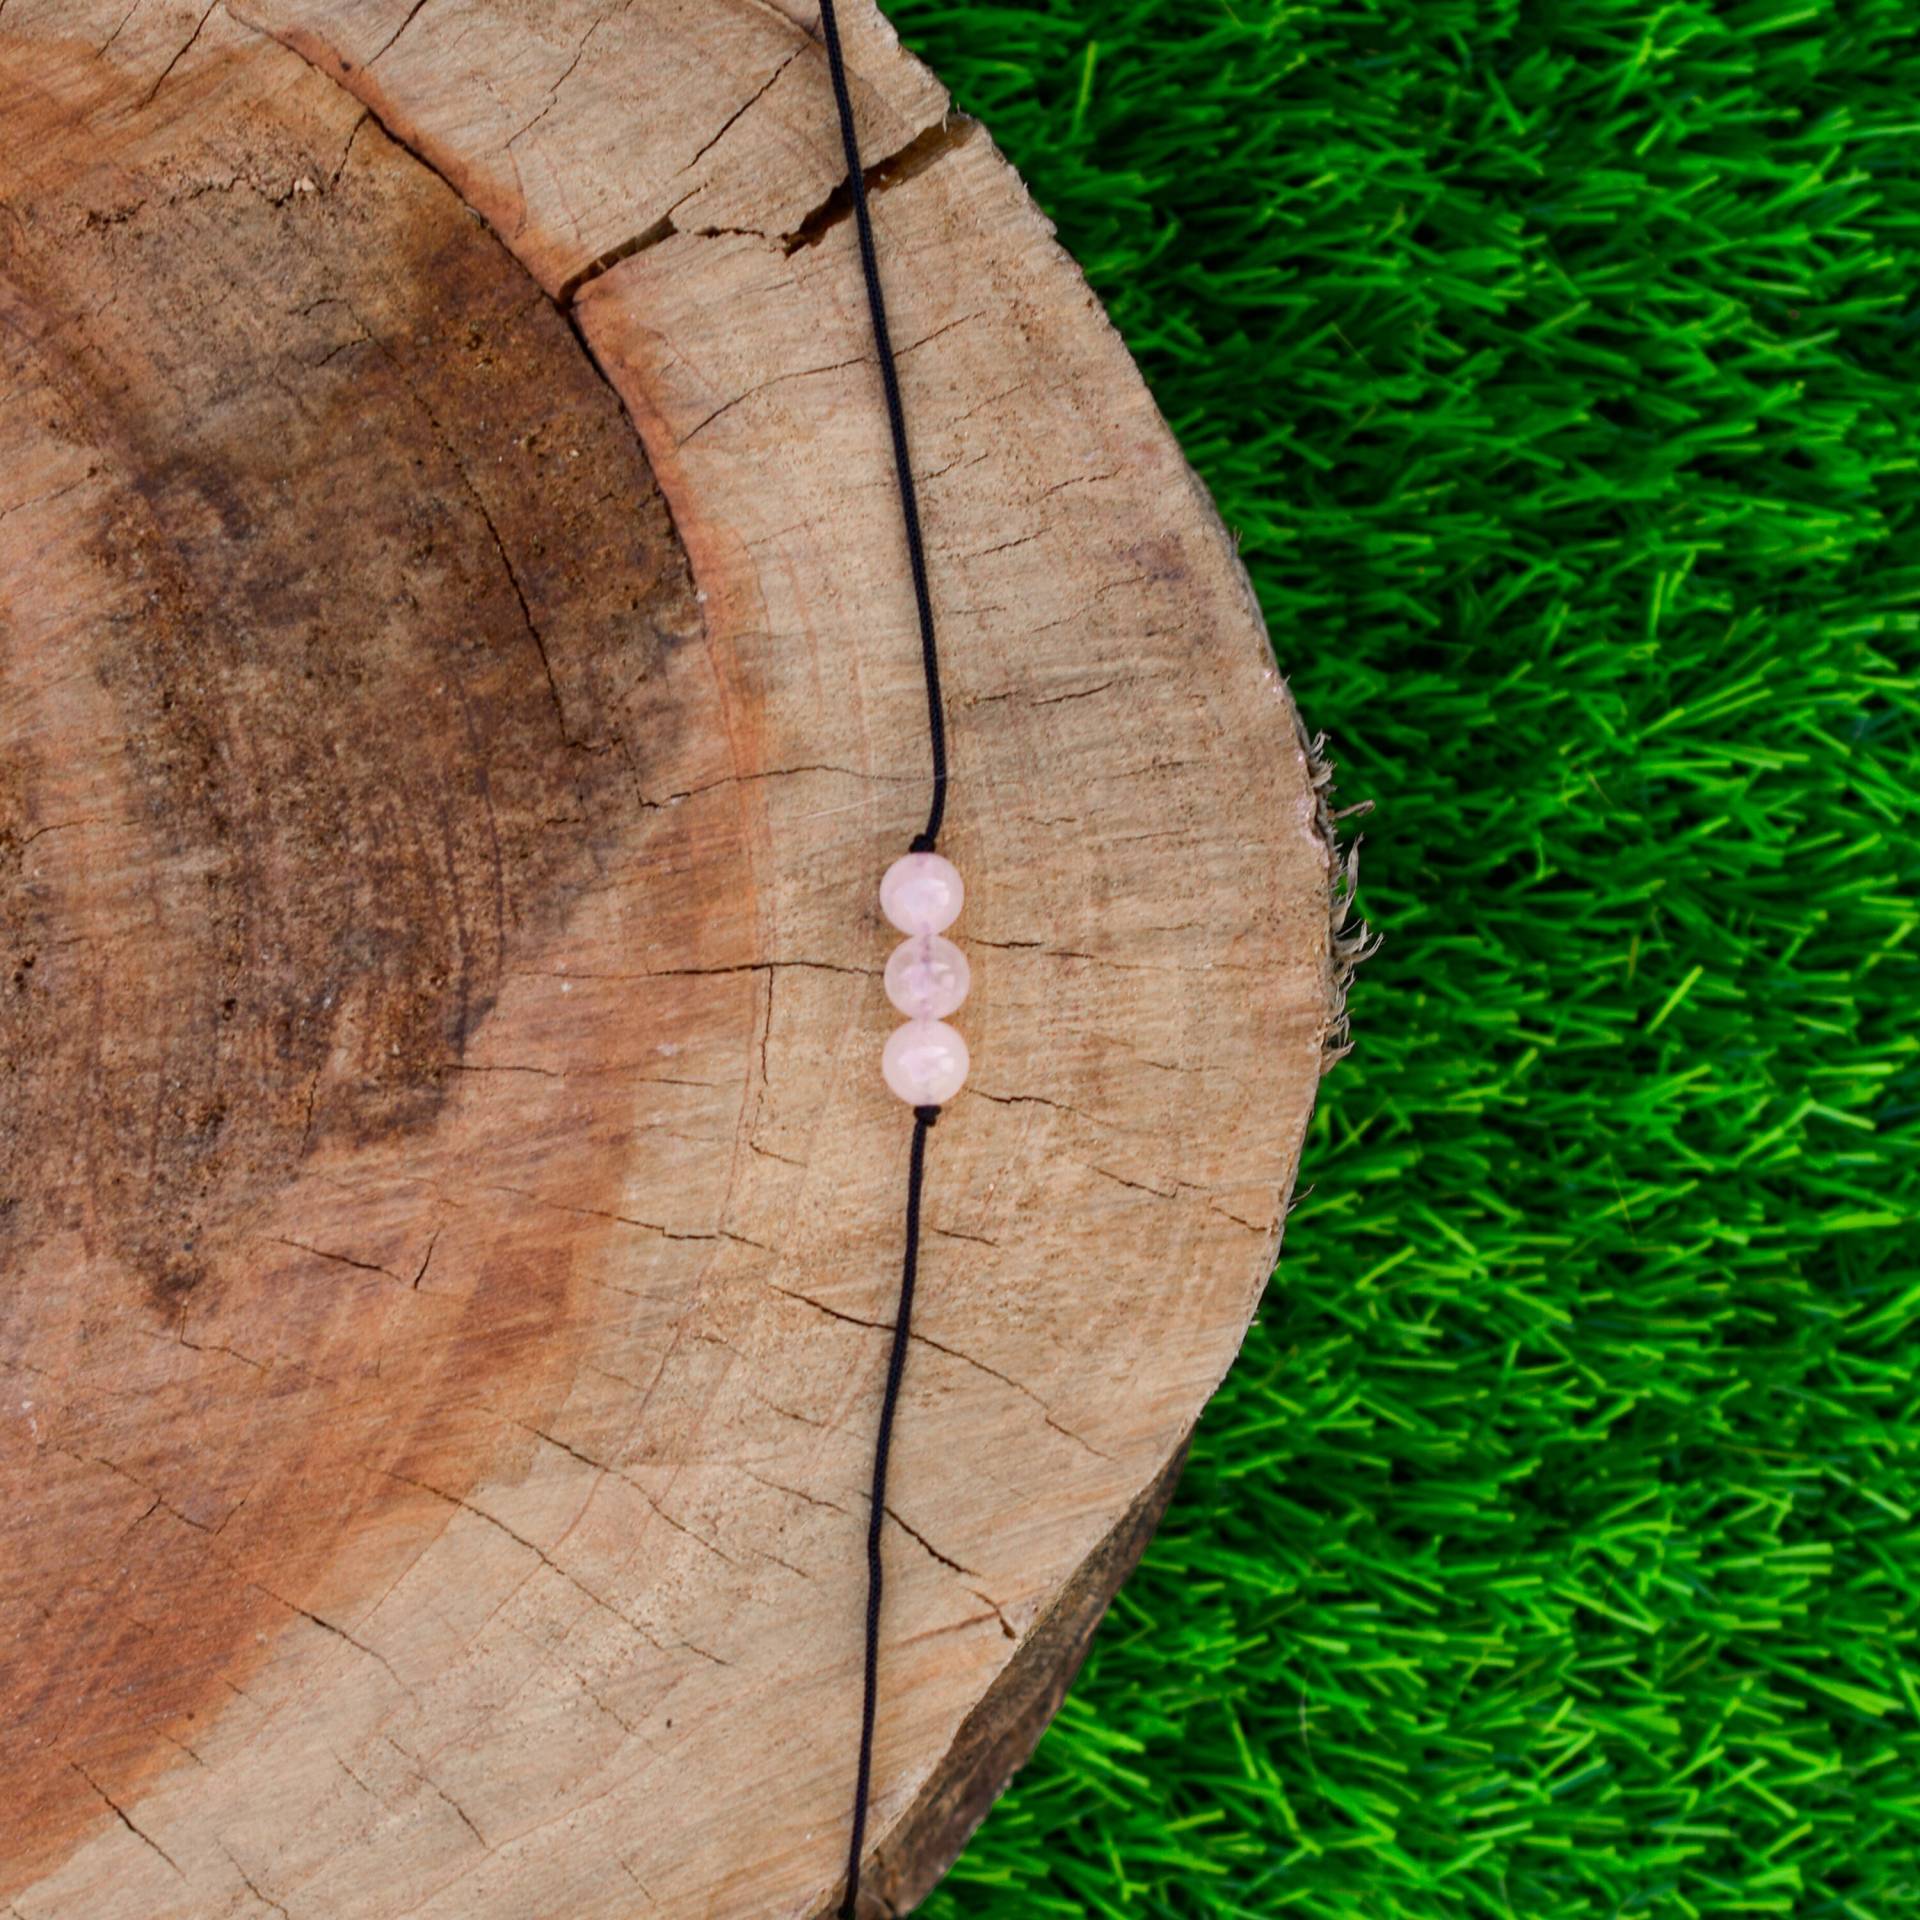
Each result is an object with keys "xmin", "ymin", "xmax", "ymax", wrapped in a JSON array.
[{"xmin": 0, "ymin": 4, "xmax": 1344, "ymax": 1914}]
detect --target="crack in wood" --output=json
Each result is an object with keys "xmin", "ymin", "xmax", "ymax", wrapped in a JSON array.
[{"xmin": 69, "ymin": 1766, "xmax": 182, "ymax": 1878}]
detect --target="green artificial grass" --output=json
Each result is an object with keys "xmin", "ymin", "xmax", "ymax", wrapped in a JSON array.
[{"xmin": 879, "ymin": 2, "xmax": 1920, "ymax": 1915}]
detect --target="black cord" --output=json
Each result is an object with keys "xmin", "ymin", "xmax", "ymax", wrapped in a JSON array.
[
  {"xmin": 841, "ymin": 1104, "xmax": 938, "ymax": 1917},
  {"xmin": 815, "ymin": 5, "xmax": 952, "ymax": 1906},
  {"xmin": 817, "ymin": 0, "xmax": 947, "ymax": 855}
]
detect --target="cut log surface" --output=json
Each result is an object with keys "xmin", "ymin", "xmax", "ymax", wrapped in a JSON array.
[{"xmin": 0, "ymin": 4, "xmax": 1338, "ymax": 1915}]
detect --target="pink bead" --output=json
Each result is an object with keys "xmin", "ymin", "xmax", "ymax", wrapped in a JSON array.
[
  {"xmin": 880, "ymin": 851, "xmax": 964, "ymax": 935},
  {"xmin": 885, "ymin": 935, "xmax": 970, "ymax": 1020},
  {"xmin": 882, "ymin": 1019, "xmax": 969, "ymax": 1106}
]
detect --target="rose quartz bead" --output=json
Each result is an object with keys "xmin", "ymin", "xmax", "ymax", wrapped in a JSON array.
[
  {"xmin": 880, "ymin": 851, "xmax": 964, "ymax": 935},
  {"xmin": 882, "ymin": 1019, "xmax": 969, "ymax": 1106},
  {"xmin": 884, "ymin": 934, "xmax": 970, "ymax": 1021}
]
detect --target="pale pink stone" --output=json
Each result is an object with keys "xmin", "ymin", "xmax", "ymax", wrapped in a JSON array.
[
  {"xmin": 884, "ymin": 935, "xmax": 970, "ymax": 1020},
  {"xmin": 882, "ymin": 1019, "xmax": 969, "ymax": 1106},
  {"xmin": 880, "ymin": 851, "xmax": 964, "ymax": 935}
]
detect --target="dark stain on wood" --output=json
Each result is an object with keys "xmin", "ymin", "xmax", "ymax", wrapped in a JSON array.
[{"xmin": 0, "ymin": 36, "xmax": 713, "ymax": 1893}]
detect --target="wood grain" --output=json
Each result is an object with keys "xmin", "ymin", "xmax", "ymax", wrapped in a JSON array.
[{"xmin": 0, "ymin": 4, "xmax": 1339, "ymax": 1914}]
